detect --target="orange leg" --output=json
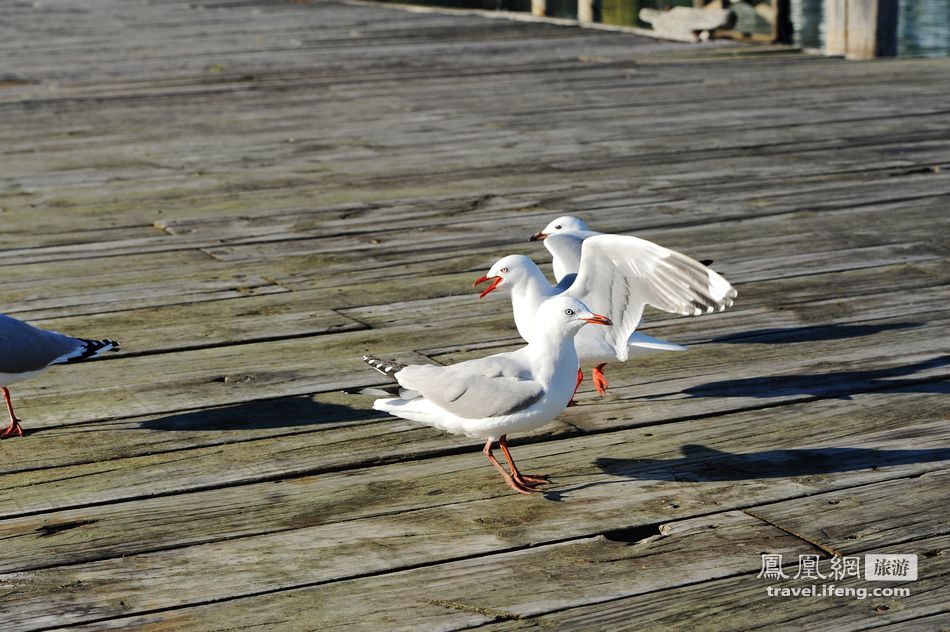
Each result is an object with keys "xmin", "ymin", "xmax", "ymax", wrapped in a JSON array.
[
  {"xmin": 567, "ymin": 368, "xmax": 583, "ymax": 407},
  {"xmin": 482, "ymin": 437, "xmax": 538, "ymax": 495},
  {"xmin": 592, "ymin": 363, "xmax": 609, "ymax": 396},
  {"xmin": 499, "ymin": 435, "xmax": 548, "ymax": 488},
  {"xmin": 1, "ymin": 387, "xmax": 24, "ymax": 439}
]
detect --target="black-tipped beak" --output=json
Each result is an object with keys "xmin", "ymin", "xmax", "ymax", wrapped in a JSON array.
[
  {"xmin": 583, "ymin": 313, "xmax": 612, "ymax": 326},
  {"xmin": 529, "ymin": 231, "xmax": 547, "ymax": 242}
]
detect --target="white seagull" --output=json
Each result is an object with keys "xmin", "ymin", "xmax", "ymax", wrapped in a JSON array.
[
  {"xmin": 474, "ymin": 217, "xmax": 736, "ymax": 399},
  {"xmin": 0, "ymin": 314, "xmax": 120, "ymax": 438},
  {"xmin": 364, "ymin": 296, "xmax": 611, "ymax": 495},
  {"xmin": 529, "ymin": 215, "xmax": 714, "ymax": 284}
]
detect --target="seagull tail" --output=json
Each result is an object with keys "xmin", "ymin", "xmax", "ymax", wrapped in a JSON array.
[
  {"xmin": 54, "ymin": 338, "xmax": 121, "ymax": 365},
  {"xmin": 362, "ymin": 355, "xmax": 407, "ymax": 381},
  {"xmin": 628, "ymin": 332, "xmax": 687, "ymax": 353}
]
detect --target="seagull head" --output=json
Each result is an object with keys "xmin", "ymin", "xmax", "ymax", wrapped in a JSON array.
[
  {"xmin": 473, "ymin": 254, "xmax": 535, "ymax": 298},
  {"xmin": 529, "ymin": 215, "xmax": 590, "ymax": 242},
  {"xmin": 538, "ymin": 296, "xmax": 612, "ymax": 334}
]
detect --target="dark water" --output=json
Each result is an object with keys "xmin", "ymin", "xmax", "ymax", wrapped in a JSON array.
[{"xmin": 383, "ymin": 0, "xmax": 950, "ymax": 57}]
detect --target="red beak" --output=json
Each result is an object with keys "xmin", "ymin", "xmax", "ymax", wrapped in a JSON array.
[
  {"xmin": 583, "ymin": 313, "xmax": 612, "ymax": 326},
  {"xmin": 473, "ymin": 275, "xmax": 503, "ymax": 298},
  {"xmin": 529, "ymin": 231, "xmax": 547, "ymax": 242}
]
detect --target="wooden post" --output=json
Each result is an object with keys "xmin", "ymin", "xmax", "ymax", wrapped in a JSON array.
[
  {"xmin": 825, "ymin": 0, "xmax": 848, "ymax": 55},
  {"xmin": 825, "ymin": 0, "xmax": 898, "ymax": 60},
  {"xmin": 532, "ymin": 0, "xmax": 546, "ymax": 17},
  {"xmin": 577, "ymin": 0, "xmax": 593, "ymax": 24},
  {"xmin": 772, "ymin": 0, "xmax": 793, "ymax": 44}
]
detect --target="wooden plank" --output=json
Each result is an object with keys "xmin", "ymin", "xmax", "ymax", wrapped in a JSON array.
[
  {"xmin": 43, "ymin": 474, "xmax": 948, "ymax": 630},
  {"xmin": 6, "ymin": 280, "xmax": 947, "ymax": 436},
  {"xmin": 40, "ymin": 511, "xmax": 816, "ymax": 631},
  {"xmin": 743, "ymin": 470, "xmax": 950, "ymax": 555},
  {"xmin": 0, "ymin": 265, "xmax": 938, "ymax": 493},
  {"xmin": 0, "ymin": 250, "xmax": 285, "ymax": 320},
  {"xmin": 485, "ymin": 534, "xmax": 950, "ymax": 630},
  {"xmin": 0, "ymin": 1, "xmax": 947, "ymax": 629},
  {"xmin": 0, "ymin": 391, "xmax": 947, "ymax": 628},
  {"xmin": 0, "ymin": 387, "xmax": 945, "ymax": 571},
  {"xmin": 29, "ymin": 293, "xmax": 369, "ymax": 356}
]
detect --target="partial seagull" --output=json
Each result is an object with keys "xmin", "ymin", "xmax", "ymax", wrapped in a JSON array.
[
  {"xmin": 364, "ymin": 296, "xmax": 611, "ymax": 495},
  {"xmin": 0, "ymin": 314, "xmax": 120, "ymax": 438},
  {"xmin": 475, "ymin": 254, "xmax": 687, "ymax": 401},
  {"xmin": 529, "ymin": 215, "xmax": 715, "ymax": 283},
  {"xmin": 473, "ymin": 218, "xmax": 735, "ymax": 399}
]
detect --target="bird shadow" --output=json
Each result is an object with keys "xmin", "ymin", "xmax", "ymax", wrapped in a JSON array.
[
  {"xmin": 710, "ymin": 322, "xmax": 923, "ymax": 345},
  {"xmin": 671, "ymin": 356, "xmax": 949, "ymax": 401},
  {"xmin": 594, "ymin": 443, "xmax": 950, "ymax": 483},
  {"xmin": 140, "ymin": 395, "xmax": 369, "ymax": 432}
]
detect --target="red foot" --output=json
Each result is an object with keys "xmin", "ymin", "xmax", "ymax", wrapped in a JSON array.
[
  {"xmin": 1, "ymin": 419, "xmax": 23, "ymax": 439},
  {"xmin": 592, "ymin": 364, "xmax": 609, "ymax": 396},
  {"xmin": 513, "ymin": 472, "xmax": 549, "ymax": 488}
]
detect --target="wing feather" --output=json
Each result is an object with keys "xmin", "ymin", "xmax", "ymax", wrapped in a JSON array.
[
  {"xmin": 395, "ymin": 363, "xmax": 544, "ymax": 419},
  {"xmin": 564, "ymin": 235, "xmax": 737, "ymax": 361}
]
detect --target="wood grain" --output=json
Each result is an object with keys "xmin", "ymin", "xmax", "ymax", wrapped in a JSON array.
[{"xmin": 0, "ymin": 0, "xmax": 947, "ymax": 629}]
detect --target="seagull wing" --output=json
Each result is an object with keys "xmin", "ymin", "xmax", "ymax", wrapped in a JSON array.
[
  {"xmin": 395, "ymin": 358, "xmax": 543, "ymax": 420},
  {"xmin": 564, "ymin": 234, "xmax": 736, "ymax": 361}
]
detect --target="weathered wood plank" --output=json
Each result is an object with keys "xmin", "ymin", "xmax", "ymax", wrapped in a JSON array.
[
  {"xmin": 6, "ymin": 282, "xmax": 947, "ymax": 439},
  {"xmin": 0, "ymin": 250, "xmax": 286, "ymax": 320},
  {"xmin": 0, "ymin": 391, "xmax": 946, "ymax": 629},
  {"xmin": 0, "ymin": 1, "xmax": 947, "ymax": 629},
  {"xmin": 43, "ymin": 475, "xmax": 948, "ymax": 631},
  {"xmin": 743, "ymin": 470, "xmax": 950, "ymax": 555},
  {"xmin": 38, "ymin": 511, "xmax": 815, "ymax": 631},
  {"xmin": 0, "ymin": 388, "xmax": 945, "ymax": 572},
  {"xmin": 484, "ymin": 535, "xmax": 950, "ymax": 630}
]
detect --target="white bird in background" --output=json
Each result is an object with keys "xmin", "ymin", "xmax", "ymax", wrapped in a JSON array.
[
  {"xmin": 364, "ymin": 296, "xmax": 612, "ymax": 495},
  {"xmin": 529, "ymin": 215, "xmax": 716, "ymax": 284},
  {"xmin": 529, "ymin": 215, "xmax": 596, "ymax": 284},
  {"xmin": 474, "ymin": 216, "xmax": 736, "ymax": 399},
  {"xmin": 0, "ymin": 314, "xmax": 120, "ymax": 438},
  {"xmin": 475, "ymin": 255, "xmax": 687, "ymax": 400}
]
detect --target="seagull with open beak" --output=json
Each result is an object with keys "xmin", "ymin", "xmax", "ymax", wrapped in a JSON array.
[
  {"xmin": 475, "ymin": 254, "xmax": 690, "ymax": 403},
  {"xmin": 476, "ymin": 219, "xmax": 736, "ymax": 401}
]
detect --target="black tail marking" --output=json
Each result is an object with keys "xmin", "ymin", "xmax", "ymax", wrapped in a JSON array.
[
  {"xmin": 362, "ymin": 355, "xmax": 406, "ymax": 380},
  {"xmin": 63, "ymin": 339, "xmax": 121, "ymax": 364}
]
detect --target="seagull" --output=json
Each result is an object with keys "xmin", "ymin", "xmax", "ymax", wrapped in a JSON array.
[
  {"xmin": 475, "ymin": 218, "xmax": 736, "ymax": 399},
  {"xmin": 364, "ymin": 296, "xmax": 611, "ymax": 494},
  {"xmin": 0, "ymin": 314, "xmax": 120, "ymax": 438},
  {"xmin": 529, "ymin": 215, "xmax": 715, "ymax": 284},
  {"xmin": 474, "ymin": 254, "xmax": 687, "ymax": 400},
  {"xmin": 529, "ymin": 215, "xmax": 594, "ymax": 284}
]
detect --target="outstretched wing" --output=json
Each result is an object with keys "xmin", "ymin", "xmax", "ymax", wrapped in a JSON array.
[
  {"xmin": 394, "ymin": 359, "xmax": 544, "ymax": 420},
  {"xmin": 564, "ymin": 234, "xmax": 736, "ymax": 361}
]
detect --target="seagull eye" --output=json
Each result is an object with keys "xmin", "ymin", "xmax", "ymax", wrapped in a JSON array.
[
  {"xmin": 564, "ymin": 309, "xmax": 574, "ymax": 315},
  {"xmin": 555, "ymin": 225, "xmax": 562, "ymax": 230},
  {"xmin": 500, "ymin": 267, "xmax": 509, "ymax": 273}
]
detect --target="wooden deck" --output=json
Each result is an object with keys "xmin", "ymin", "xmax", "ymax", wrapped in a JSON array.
[{"xmin": 1, "ymin": 0, "xmax": 948, "ymax": 629}]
